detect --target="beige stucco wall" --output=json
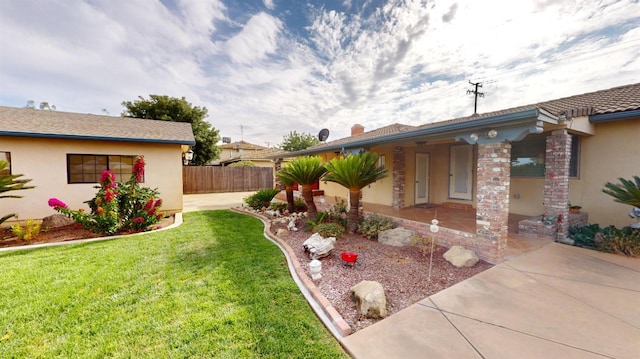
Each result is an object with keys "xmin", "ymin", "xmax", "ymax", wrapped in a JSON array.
[
  {"xmin": 509, "ymin": 118, "xmax": 640, "ymax": 227},
  {"xmin": 2, "ymin": 136, "xmax": 185, "ymax": 223}
]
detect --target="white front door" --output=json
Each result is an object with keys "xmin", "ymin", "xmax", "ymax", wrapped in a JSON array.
[
  {"xmin": 415, "ymin": 153, "xmax": 429, "ymax": 205},
  {"xmin": 449, "ymin": 145, "xmax": 473, "ymax": 200}
]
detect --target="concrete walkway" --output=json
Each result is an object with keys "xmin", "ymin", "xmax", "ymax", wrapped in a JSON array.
[
  {"xmin": 342, "ymin": 243, "xmax": 640, "ymax": 358},
  {"xmin": 182, "ymin": 192, "xmax": 253, "ymax": 212}
]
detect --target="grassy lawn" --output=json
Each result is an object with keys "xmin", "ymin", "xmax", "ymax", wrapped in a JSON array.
[{"xmin": 0, "ymin": 210, "xmax": 348, "ymax": 358}]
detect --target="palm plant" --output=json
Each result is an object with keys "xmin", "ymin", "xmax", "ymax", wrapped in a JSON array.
[
  {"xmin": 0, "ymin": 160, "xmax": 35, "ymax": 225},
  {"xmin": 603, "ymin": 175, "xmax": 640, "ymax": 207},
  {"xmin": 276, "ymin": 167, "xmax": 296, "ymax": 213},
  {"xmin": 323, "ymin": 152, "xmax": 388, "ymax": 233},
  {"xmin": 277, "ymin": 156, "xmax": 327, "ymax": 219}
]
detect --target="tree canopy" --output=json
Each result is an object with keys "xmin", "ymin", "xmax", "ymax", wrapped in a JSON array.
[
  {"xmin": 121, "ymin": 95, "xmax": 220, "ymax": 165},
  {"xmin": 279, "ymin": 131, "xmax": 320, "ymax": 152}
]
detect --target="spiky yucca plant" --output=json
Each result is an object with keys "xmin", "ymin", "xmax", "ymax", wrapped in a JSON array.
[
  {"xmin": 0, "ymin": 160, "xmax": 35, "ymax": 225},
  {"xmin": 277, "ymin": 156, "xmax": 327, "ymax": 219},
  {"xmin": 602, "ymin": 176, "xmax": 640, "ymax": 208},
  {"xmin": 323, "ymin": 152, "xmax": 389, "ymax": 233}
]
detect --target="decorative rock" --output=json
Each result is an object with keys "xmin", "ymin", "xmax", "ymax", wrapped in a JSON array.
[
  {"xmin": 287, "ymin": 217, "xmax": 298, "ymax": 231},
  {"xmin": 276, "ymin": 228, "xmax": 289, "ymax": 237},
  {"xmin": 303, "ymin": 233, "xmax": 336, "ymax": 259},
  {"xmin": 41, "ymin": 214, "xmax": 74, "ymax": 229},
  {"xmin": 350, "ymin": 280, "xmax": 387, "ymax": 318},
  {"xmin": 378, "ymin": 227, "xmax": 416, "ymax": 247},
  {"xmin": 443, "ymin": 245, "xmax": 479, "ymax": 268}
]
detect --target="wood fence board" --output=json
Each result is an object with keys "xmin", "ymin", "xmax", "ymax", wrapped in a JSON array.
[{"xmin": 183, "ymin": 166, "xmax": 274, "ymax": 194}]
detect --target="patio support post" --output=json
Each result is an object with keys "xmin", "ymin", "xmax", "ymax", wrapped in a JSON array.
[
  {"xmin": 476, "ymin": 142, "xmax": 512, "ymax": 263},
  {"xmin": 392, "ymin": 146, "xmax": 405, "ymax": 209},
  {"xmin": 544, "ymin": 129, "xmax": 572, "ymax": 243}
]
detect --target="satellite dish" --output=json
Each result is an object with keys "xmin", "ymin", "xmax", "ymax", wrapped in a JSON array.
[{"xmin": 318, "ymin": 128, "xmax": 330, "ymax": 142}]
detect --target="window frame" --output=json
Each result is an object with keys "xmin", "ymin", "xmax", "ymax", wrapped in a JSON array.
[
  {"xmin": 510, "ymin": 134, "xmax": 580, "ymax": 178},
  {"xmin": 0, "ymin": 151, "xmax": 10, "ymax": 176},
  {"xmin": 66, "ymin": 154, "xmax": 143, "ymax": 184}
]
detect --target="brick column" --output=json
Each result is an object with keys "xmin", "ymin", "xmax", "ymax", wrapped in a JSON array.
[
  {"xmin": 544, "ymin": 130, "xmax": 572, "ymax": 242},
  {"xmin": 392, "ymin": 146, "xmax": 405, "ymax": 209},
  {"xmin": 476, "ymin": 142, "xmax": 511, "ymax": 263}
]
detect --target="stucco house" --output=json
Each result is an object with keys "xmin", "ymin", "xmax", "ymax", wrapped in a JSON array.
[
  {"xmin": 276, "ymin": 83, "xmax": 640, "ymax": 263},
  {"xmin": 0, "ymin": 106, "xmax": 195, "ymax": 223}
]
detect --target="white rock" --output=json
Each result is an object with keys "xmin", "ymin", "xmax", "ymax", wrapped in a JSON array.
[
  {"xmin": 302, "ymin": 233, "xmax": 336, "ymax": 259},
  {"xmin": 350, "ymin": 280, "xmax": 387, "ymax": 318},
  {"xmin": 276, "ymin": 228, "xmax": 289, "ymax": 237},
  {"xmin": 443, "ymin": 245, "xmax": 479, "ymax": 268}
]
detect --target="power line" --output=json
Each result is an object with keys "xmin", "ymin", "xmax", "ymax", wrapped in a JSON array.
[{"xmin": 466, "ymin": 81, "xmax": 485, "ymax": 114}]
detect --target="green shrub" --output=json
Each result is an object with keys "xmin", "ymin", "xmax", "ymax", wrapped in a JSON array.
[
  {"xmin": 269, "ymin": 201, "xmax": 287, "ymax": 213},
  {"xmin": 10, "ymin": 219, "xmax": 41, "ymax": 241},
  {"xmin": 294, "ymin": 198, "xmax": 307, "ymax": 212},
  {"xmin": 244, "ymin": 188, "xmax": 281, "ymax": 210},
  {"xmin": 228, "ymin": 160, "xmax": 257, "ymax": 167},
  {"xmin": 305, "ymin": 212, "xmax": 327, "ymax": 232},
  {"xmin": 313, "ymin": 223, "xmax": 346, "ymax": 238},
  {"xmin": 569, "ymin": 224, "xmax": 601, "ymax": 249},
  {"xmin": 325, "ymin": 198, "xmax": 348, "ymax": 228},
  {"xmin": 358, "ymin": 214, "xmax": 395, "ymax": 240},
  {"xmin": 595, "ymin": 226, "xmax": 640, "ymax": 257}
]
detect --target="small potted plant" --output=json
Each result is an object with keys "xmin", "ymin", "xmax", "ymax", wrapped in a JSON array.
[{"xmin": 569, "ymin": 205, "xmax": 582, "ymax": 214}]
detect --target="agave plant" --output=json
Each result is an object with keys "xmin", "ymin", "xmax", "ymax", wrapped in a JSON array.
[
  {"xmin": 602, "ymin": 176, "xmax": 640, "ymax": 208},
  {"xmin": 277, "ymin": 156, "xmax": 327, "ymax": 219},
  {"xmin": 323, "ymin": 152, "xmax": 389, "ymax": 233},
  {"xmin": 0, "ymin": 160, "xmax": 35, "ymax": 225}
]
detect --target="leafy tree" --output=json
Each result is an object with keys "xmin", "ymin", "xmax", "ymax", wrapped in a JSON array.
[
  {"xmin": 603, "ymin": 176, "xmax": 640, "ymax": 207},
  {"xmin": 276, "ymin": 167, "xmax": 296, "ymax": 213},
  {"xmin": 279, "ymin": 131, "xmax": 320, "ymax": 152},
  {"xmin": 0, "ymin": 160, "xmax": 35, "ymax": 225},
  {"xmin": 277, "ymin": 156, "xmax": 327, "ymax": 219},
  {"xmin": 121, "ymin": 95, "xmax": 220, "ymax": 165},
  {"xmin": 228, "ymin": 160, "xmax": 256, "ymax": 167},
  {"xmin": 323, "ymin": 152, "xmax": 389, "ymax": 233}
]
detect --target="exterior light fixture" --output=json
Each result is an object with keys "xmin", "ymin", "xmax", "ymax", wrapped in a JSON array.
[
  {"xmin": 469, "ymin": 133, "xmax": 479, "ymax": 142},
  {"xmin": 487, "ymin": 129, "xmax": 498, "ymax": 139},
  {"xmin": 309, "ymin": 259, "xmax": 322, "ymax": 280},
  {"xmin": 183, "ymin": 149, "xmax": 194, "ymax": 165}
]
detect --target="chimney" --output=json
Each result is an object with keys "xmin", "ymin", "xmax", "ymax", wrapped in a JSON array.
[{"xmin": 351, "ymin": 124, "xmax": 364, "ymax": 136}]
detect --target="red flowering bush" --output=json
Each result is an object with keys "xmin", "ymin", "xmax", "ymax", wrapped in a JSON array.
[{"xmin": 49, "ymin": 156, "xmax": 164, "ymax": 235}]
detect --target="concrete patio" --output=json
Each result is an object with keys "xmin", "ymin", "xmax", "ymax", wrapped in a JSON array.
[{"xmin": 342, "ymin": 243, "xmax": 640, "ymax": 358}]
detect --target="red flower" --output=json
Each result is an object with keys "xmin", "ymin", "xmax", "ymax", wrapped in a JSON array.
[
  {"xmin": 133, "ymin": 217, "xmax": 144, "ymax": 223},
  {"xmin": 144, "ymin": 198, "xmax": 155, "ymax": 211},
  {"xmin": 96, "ymin": 207, "xmax": 105, "ymax": 215},
  {"xmin": 48, "ymin": 198, "xmax": 68, "ymax": 209},
  {"xmin": 104, "ymin": 189, "xmax": 116, "ymax": 202},
  {"xmin": 133, "ymin": 156, "xmax": 145, "ymax": 183},
  {"xmin": 100, "ymin": 170, "xmax": 116, "ymax": 188}
]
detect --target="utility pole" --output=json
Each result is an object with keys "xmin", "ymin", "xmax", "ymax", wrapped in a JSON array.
[{"xmin": 467, "ymin": 80, "xmax": 485, "ymax": 115}]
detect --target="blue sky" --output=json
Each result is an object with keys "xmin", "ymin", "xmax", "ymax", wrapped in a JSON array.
[{"xmin": 1, "ymin": 0, "xmax": 639, "ymax": 147}]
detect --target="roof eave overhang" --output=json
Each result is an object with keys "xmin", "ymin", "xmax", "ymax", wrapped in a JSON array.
[
  {"xmin": 0, "ymin": 131, "xmax": 196, "ymax": 145},
  {"xmin": 274, "ymin": 108, "xmax": 553, "ymax": 157},
  {"xmin": 589, "ymin": 109, "xmax": 640, "ymax": 123}
]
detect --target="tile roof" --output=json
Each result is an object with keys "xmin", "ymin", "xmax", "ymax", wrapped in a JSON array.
[
  {"xmin": 306, "ymin": 123, "xmax": 417, "ymax": 151},
  {"xmin": 303, "ymin": 82, "xmax": 640, "ymax": 151},
  {"xmin": 221, "ymin": 148, "xmax": 290, "ymax": 163},
  {"xmin": 0, "ymin": 106, "xmax": 195, "ymax": 144}
]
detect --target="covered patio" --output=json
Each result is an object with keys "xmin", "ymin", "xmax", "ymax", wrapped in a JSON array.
[{"xmin": 362, "ymin": 202, "xmax": 553, "ymax": 262}]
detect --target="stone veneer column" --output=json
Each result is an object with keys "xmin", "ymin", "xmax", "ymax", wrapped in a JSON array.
[
  {"xmin": 476, "ymin": 142, "xmax": 511, "ymax": 263},
  {"xmin": 544, "ymin": 130, "xmax": 572, "ymax": 242},
  {"xmin": 392, "ymin": 146, "xmax": 405, "ymax": 209}
]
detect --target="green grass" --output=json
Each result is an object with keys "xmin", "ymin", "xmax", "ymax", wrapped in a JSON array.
[{"xmin": 0, "ymin": 210, "xmax": 348, "ymax": 358}]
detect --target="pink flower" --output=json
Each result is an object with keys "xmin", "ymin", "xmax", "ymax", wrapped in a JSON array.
[
  {"xmin": 154, "ymin": 198, "xmax": 162, "ymax": 208},
  {"xmin": 48, "ymin": 198, "xmax": 68, "ymax": 209},
  {"xmin": 144, "ymin": 198, "xmax": 155, "ymax": 211},
  {"xmin": 104, "ymin": 189, "xmax": 116, "ymax": 202},
  {"xmin": 133, "ymin": 156, "xmax": 145, "ymax": 183},
  {"xmin": 156, "ymin": 213, "xmax": 164, "ymax": 219},
  {"xmin": 133, "ymin": 217, "xmax": 144, "ymax": 224},
  {"xmin": 100, "ymin": 170, "xmax": 116, "ymax": 188}
]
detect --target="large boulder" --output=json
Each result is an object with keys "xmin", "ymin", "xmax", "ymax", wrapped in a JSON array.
[
  {"xmin": 303, "ymin": 233, "xmax": 336, "ymax": 259},
  {"xmin": 378, "ymin": 227, "xmax": 416, "ymax": 247},
  {"xmin": 350, "ymin": 280, "xmax": 387, "ymax": 319},
  {"xmin": 41, "ymin": 214, "xmax": 75, "ymax": 229},
  {"xmin": 443, "ymin": 245, "xmax": 479, "ymax": 268}
]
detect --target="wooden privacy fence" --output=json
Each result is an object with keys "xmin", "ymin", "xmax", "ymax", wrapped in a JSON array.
[{"xmin": 183, "ymin": 166, "xmax": 274, "ymax": 194}]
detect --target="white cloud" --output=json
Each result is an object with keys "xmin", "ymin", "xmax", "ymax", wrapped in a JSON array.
[
  {"xmin": 225, "ymin": 12, "xmax": 283, "ymax": 64},
  {"xmin": 1, "ymin": 0, "xmax": 638, "ymax": 146}
]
